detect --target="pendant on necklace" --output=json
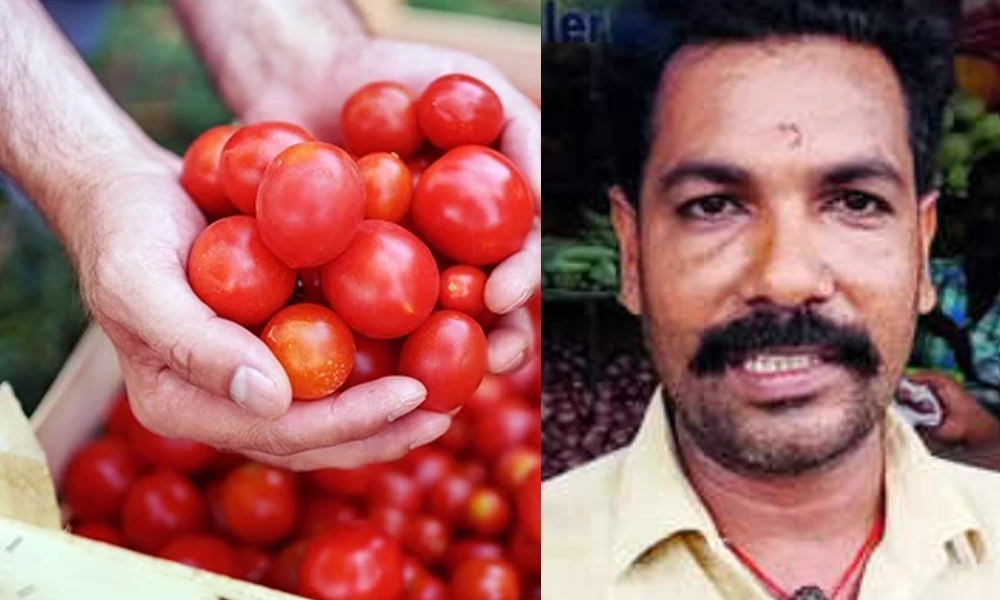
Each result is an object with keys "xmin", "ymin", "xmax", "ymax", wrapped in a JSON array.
[{"xmin": 790, "ymin": 586, "xmax": 827, "ymax": 600}]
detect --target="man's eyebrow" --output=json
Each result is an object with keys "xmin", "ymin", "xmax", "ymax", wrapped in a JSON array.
[
  {"xmin": 656, "ymin": 160, "xmax": 751, "ymax": 193},
  {"xmin": 821, "ymin": 158, "xmax": 905, "ymax": 188}
]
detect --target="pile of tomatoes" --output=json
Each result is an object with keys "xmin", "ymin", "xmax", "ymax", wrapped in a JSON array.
[
  {"xmin": 63, "ymin": 350, "xmax": 539, "ymax": 600},
  {"xmin": 181, "ymin": 73, "xmax": 536, "ymax": 408}
]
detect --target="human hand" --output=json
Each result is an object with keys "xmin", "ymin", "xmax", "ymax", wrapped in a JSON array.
[
  {"xmin": 76, "ymin": 153, "xmax": 451, "ymax": 470},
  {"xmin": 906, "ymin": 370, "xmax": 1000, "ymax": 449}
]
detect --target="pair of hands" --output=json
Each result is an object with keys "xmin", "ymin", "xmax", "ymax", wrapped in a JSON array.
[
  {"xmin": 78, "ymin": 39, "xmax": 540, "ymax": 470},
  {"xmin": 906, "ymin": 370, "xmax": 1000, "ymax": 455}
]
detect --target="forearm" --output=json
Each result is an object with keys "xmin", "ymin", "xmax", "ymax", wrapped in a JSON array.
[
  {"xmin": 0, "ymin": 0, "xmax": 155, "ymax": 256},
  {"xmin": 170, "ymin": 0, "xmax": 368, "ymax": 118}
]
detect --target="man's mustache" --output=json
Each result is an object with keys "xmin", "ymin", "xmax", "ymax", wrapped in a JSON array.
[{"xmin": 689, "ymin": 308, "xmax": 881, "ymax": 378}]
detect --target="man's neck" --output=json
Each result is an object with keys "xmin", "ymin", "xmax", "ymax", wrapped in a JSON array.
[{"xmin": 677, "ymin": 424, "xmax": 885, "ymax": 593}]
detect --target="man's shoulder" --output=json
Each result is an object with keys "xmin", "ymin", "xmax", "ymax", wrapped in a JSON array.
[{"xmin": 931, "ymin": 456, "xmax": 1000, "ymax": 530}]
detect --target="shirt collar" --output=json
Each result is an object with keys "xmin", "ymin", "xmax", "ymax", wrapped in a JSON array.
[{"xmin": 610, "ymin": 388, "xmax": 988, "ymax": 578}]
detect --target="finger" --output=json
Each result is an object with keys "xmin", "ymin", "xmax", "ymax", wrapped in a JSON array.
[
  {"xmin": 484, "ymin": 221, "xmax": 540, "ymax": 314},
  {"xmin": 487, "ymin": 308, "xmax": 534, "ymax": 374},
  {"xmin": 244, "ymin": 410, "xmax": 452, "ymax": 471},
  {"xmin": 499, "ymin": 109, "xmax": 541, "ymax": 207}
]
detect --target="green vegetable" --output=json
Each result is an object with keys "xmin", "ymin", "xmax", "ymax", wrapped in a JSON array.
[
  {"xmin": 550, "ymin": 245, "xmax": 618, "ymax": 262},
  {"xmin": 947, "ymin": 163, "xmax": 970, "ymax": 193},
  {"xmin": 588, "ymin": 260, "xmax": 618, "ymax": 287},
  {"xmin": 954, "ymin": 92, "xmax": 987, "ymax": 126},
  {"xmin": 938, "ymin": 132, "xmax": 973, "ymax": 168}
]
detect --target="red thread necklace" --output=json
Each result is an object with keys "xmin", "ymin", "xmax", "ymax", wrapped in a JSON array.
[{"xmin": 724, "ymin": 515, "xmax": 884, "ymax": 600}]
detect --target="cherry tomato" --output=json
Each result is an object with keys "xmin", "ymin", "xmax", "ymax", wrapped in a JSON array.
[
  {"xmin": 405, "ymin": 149, "xmax": 440, "ymax": 188},
  {"xmin": 507, "ymin": 527, "xmax": 540, "ymax": 577},
  {"xmin": 266, "ymin": 540, "xmax": 308, "ymax": 593},
  {"xmin": 369, "ymin": 470, "xmax": 423, "ymax": 514},
  {"xmin": 344, "ymin": 335, "xmax": 398, "ymax": 389},
  {"xmin": 517, "ymin": 467, "xmax": 541, "ymax": 544},
  {"xmin": 205, "ymin": 480, "xmax": 228, "ymax": 533},
  {"xmin": 219, "ymin": 463, "xmax": 299, "ymax": 547},
  {"xmin": 412, "ymin": 146, "xmax": 533, "ymax": 266},
  {"xmin": 220, "ymin": 121, "xmax": 312, "ymax": 215},
  {"xmin": 463, "ymin": 486, "xmax": 510, "ymax": 538},
  {"xmin": 466, "ymin": 375, "xmax": 510, "ymax": 418},
  {"xmin": 121, "ymin": 471, "xmax": 206, "ymax": 553},
  {"xmin": 435, "ymin": 412, "xmax": 473, "ymax": 454},
  {"xmin": 262, "ymin": 303, "xmax": 355, "ymax": 400},
  {"xmin": 493, "ymin": 448, "xmax": 541, "ymax": 494},
  {"xmin": 358, "ymin": 152, "xmax": 412, "ymax": 222},
  {"xmin": 299, "ymin": 523, "xmax": 404, "ymax": 600},
  {"xmin": 428, "ymin": 473, "xmax": 474, "ymax": 526},
  {"xmin": 417, "ymin": 74, "xmax": 504, "ymax": 149},
  {"xmin": 63, "ymin": 437, "xmax": 139, "ymax": 522},
  {"xmin": 298, "ymin": 267, "xmax": 327, "ymax": 305},
  {"xmin": 401, "ymin": 446, "xmax": 456, "ymax": 491},
  {"xmin": 439, "ymin": 265, "xmax": 488, "ymax": 317},
  {"xmin": 73, "ymin": 521, "xmax": 125, "ymax": 546},
  {"xmin": 341, "ymin": 82, "xmax": 423, "ymax": 159},
  {"xmin": 105, "ymin": 391, "xmax": 138, "ymax": 438},
  {"xmin": 402, "ymin": 514, "xmax": 450, "ymax": 566},
  {"xmin": 368, "ymin": 504, "xmax": 410, "ymax": 540},
  {"xmin": 299, "ymin": 496, "xmax": 361, "ymax": 539},
  {"xmin": 457, "ymin": 460, "xmax": 489, "ymax": 486},
  {"xmin": 127, "ymin": 420, "xmax": 219, "ymax": 475},
  {"xmin": 322, "ymin": 220, "xmax": 438, "ymax": 339},
  {"xmin": 233, "ymin": 546, "xmax": 273, "ymax": 584},
  {"xmin": 159, "ymin": 534, "xmax": 237, "ymax": 577},
  {"xmin": 402, "ymin": 554, "xmax": 429, "ymax": 595},
  {"xmin": 410, "ymin": 575, "xmax": 448, "ymax": 600},
  {"xmin": 187, "ymin": 215, "xmax": 296, "ymax": 327},
  {"xmin": 444, "ymin": 539, "xmax": 504, "ymax": 575},
  {"xmin": 257, "ymin": 141, "xmax": 366, "ymax": 268},
  {"xmin": 502, "ymin": 348, "xmax": 541, "ymax": 401},
  {"xmin": 399, "ymin": 311, "xmax": 487, "ymax": 412},
  {"xmin": 450, "ymin": 558, "xmax": 520, "ymax": 600},
  {"xmin": 180, "ymin": 124, "xmax": 239, "ymax": 219},
  {"xmin": 307, "ymin": 464, "xmax": 384, "ymax": 499},
  {"xmin": 473, "ymin": 397, "xmax": 536, "ymax": 460}
]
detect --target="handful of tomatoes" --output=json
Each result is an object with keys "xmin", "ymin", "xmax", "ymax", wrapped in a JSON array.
[{"xmin": 181, "ymin": 73, "xmax": 536, "ymax": 410}]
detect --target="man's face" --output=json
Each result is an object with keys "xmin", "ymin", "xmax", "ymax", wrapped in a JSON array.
[{"xmin": 613, "ymin": 37, "xmax": 938, "ymax": 475}]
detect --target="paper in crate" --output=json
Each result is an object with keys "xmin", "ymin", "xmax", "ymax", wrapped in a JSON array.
[{"xmin": 0, "ymin": 326, "xmax": 305, "ymax": 600}]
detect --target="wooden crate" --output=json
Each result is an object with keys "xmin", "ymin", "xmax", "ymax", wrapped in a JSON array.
[{"xmin": 0, "ymin": 325, "xmax": 306, "ymax": 599}]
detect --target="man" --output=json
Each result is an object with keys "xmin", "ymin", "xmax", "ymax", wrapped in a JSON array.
[
  {"xmin": 543, "ymin": 1, "xmax": 1000, "ymax": 598},
  {"xmin": 0, "ymin": 0, "xmax": 539, "ymax": 470}
]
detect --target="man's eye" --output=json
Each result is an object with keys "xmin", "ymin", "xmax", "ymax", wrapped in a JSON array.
[
  {"xmin": 829, "ymin": 191, "xmax": 892, "ymax": 217},
  {"xmin": 677, "ymin": 195, "xmax": 743, "ymax": 220}
]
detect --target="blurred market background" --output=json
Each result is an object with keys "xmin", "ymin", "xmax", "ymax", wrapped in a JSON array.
[{"xmin": 0, "ymin": 0, "xmax": 540, "ymax": 414}]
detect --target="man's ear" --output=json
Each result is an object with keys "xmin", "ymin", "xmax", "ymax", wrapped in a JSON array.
[
  {"xmin": 609, "ymin": 185, "xmax": 642, "ymax": 315},
  {"xmin": 917, "ymin": 190, "xmax": 939, "ymax": 315}
]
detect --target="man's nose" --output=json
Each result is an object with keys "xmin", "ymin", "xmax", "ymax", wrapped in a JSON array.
[{"xmin": 738, "ymin": 207, "xmax": 834, "ymax": 308}]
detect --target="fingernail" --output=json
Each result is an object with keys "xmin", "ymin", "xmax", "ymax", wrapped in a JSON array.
[
  {"xmin": 230, "ymin": 366, "xmax": 280, "ymax": 418},
  {"xmin": 499, "ymin": 287, "xmax": 533, "ymax": 315},
  {"xmin": 388, "ymin": 385, "xmax": 427, "ymax": 422},
  {"xmin": 495, "ymin": 350, "xmax": 526, "ymax": 374},
  {"xmin": 409, "ymin": 415, "xmax": 452, "ymax": 450}
]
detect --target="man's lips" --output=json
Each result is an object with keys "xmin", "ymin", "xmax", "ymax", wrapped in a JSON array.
[{"xmin": 722, "ymin": 348, "xmax": 846, "ymax": 404}]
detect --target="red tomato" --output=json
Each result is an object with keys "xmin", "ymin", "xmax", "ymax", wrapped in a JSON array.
[
  {"xmin": 345, "ymin": 335, "xmax": 398, "ymax": 389},
  {"xmin": 105, "ymin": 391, "xmax": 138, "ymax": 438},
  {"xmin": 308, "ymin": 464, "xmax": 383, "ymax": 499},
  {"xmin": 299, "ymin": 496, "xmax": 361, "ymax": 539},
  {"xmin": 368, "ymin": 504, "xmax": 410, "ymax": 540},
  {"xmin": 473, "ymin": 398, "xmax": 536, "ymax": 460},
  {"xmin": 399, "ymin": 311, "xmax": 487, "ymax": 412},
  {"xmin": 127, "ymin": 420, "xmax": 219, "ymax": 475},
  {"xmin": 402, "ymin": 514, "xmax": 450, "ymax": 566},
  {"xmin": 299, "ymin": 267, "xmax": 327, "ymax": 305},
  {"xmin": 428, "ymin": 473, "xmax": 474, "ymax": 526},
  {"xmin": 412, "ymin": 146, "xmax": 533, "ymax": 266},
  {"xmin": 187, "ymin": 215, "xmax": 296, "ymax": 327},
  {"xmin": 401, "ymin": 446, "xmax": 457, "ymax": 491},
  {"xmin": 262, "ymin": 303, "xmax": 356, "ymax": 400},
  {"xmin": 73, "ymin": 521, "xmax": 125, "ymax": 546},
  {"xmin": 180, "ymin": 124, "xmax": 239, "ymax": 219},
  {"xmin": 219, "ymin": 463, "xmax": 299, "ymax": 547},
  {"xmin": 463, "ymin": 486, "xmax": 510, "ymax": 538},
  {"xmin": 444, "ymin": 539, "xmax": 504, "ymax": 575},
  {"xmin": 158, "ymin": 534, "xmax": 237, "ymax": 577},
  {"xmin": 493, "ymin": 448, "xmax": 541, "ymax": 494},
  {"xmin": 517, "ymin": 467, "xmax": 541, "ymax": 544},
  {"xmin": 220, "ymin": 121, "xmax": 312, "ymax": 215},
  {"xmin": 205, "ymin": 480, "xmax": 227, "ymax": 533},
  {"xmin": 507, "ymin": 527, "xmax": 540, "ymax": 577},
  {"xmin": 233, "ymin": 546, "xmax": 273, "ymax": 584},
  {"xmin": 358, "ymin": 152, "xmax": 412, "ymax": 222},
  {"xmin": 63, "ymin": 437, "xmax": 139, "ymax": 522},
  {"xmin": 501, "ymin": 348, "xmax": 540, "ymax": 401},
  {"xmin": 439, "ymin": 265, "xmax": 488, "ymax": 317},
  {"xmin": 402, "ymin": 554, "xmax": 427, "ymax": 591},
  {"xmin": 257, "ymin": 141, "xmax": 366, "ymax": 268},
  {"xmin": 322, "ymin": 220, "xmax": 439, "ymax": 339},
  {"xmin": 450, "ymin": 558, "xmax": 520, "ymax": 600},
  {"xmin": 266, "ymin": 540, "xmax": 308, "ymax": 593},
  {"xmin": 121, "ymin": 471, "xmax": 206, "ymax": 553},
  {"xmin": 369, "ymin": 470, "xmax": 423, "ymax": 514},
  {"xmin": 435, "ymin": 413, "xmax": 473, "ymax": 454},
  {"xmin": 466, "ymin": 375, "xmax": 510, "ymax": 418},
  {"xmin": 457, "ymin": 460, "xmax": 489, "ymax": 486},
  {"xmin": 417, "ymin": 74, "xmax": 504, "ymax": 149},
  {"xmin": 341, "ymin": 82, "xmax": 423, "ymax": 159},
  {"xmin": 405, "ymin": 150, "xmax": 440, "ymax": 188},
  {"xmin": 410, "ymin": 575, "xmax": 448, "ymax": 600},
  {"xmin": 299, "ymin": 524, "xmax": 404, "ymax": 600}
]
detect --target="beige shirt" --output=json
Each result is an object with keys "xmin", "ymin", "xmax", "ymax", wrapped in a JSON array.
[{"xmin": 542, "ymin": 390, "xmax": 1000, "ymax": 599}]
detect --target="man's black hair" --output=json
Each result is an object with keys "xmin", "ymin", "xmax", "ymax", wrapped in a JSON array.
[{"xmin": 598, "ymin": 0, "xmax": 957, "ymax": 205}]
